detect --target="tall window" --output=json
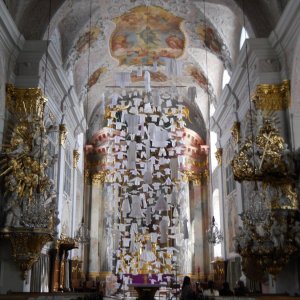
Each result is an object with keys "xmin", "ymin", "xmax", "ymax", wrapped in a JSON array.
[{"xmin": 64, "ymin": 145, "xmax": 72, "ymax": 196}]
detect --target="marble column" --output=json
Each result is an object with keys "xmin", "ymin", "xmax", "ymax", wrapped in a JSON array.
[
  {"xmin": 200, "ymin": 175, "xmax": 210, "ymax": 278},
  {"xmin": 70, "ymin": 150, "xmax": 79, "ymax": 259},
  {"xmin": 87, "ymin": 178, "xmax": 102, "ymax": 280},
  {"xmin": 190, "ymin": 180, "xmax": 206, "ymax": 279},
  {"xmin": 99, "ymin": 183, "xmax": 111, "ymax": 274}
]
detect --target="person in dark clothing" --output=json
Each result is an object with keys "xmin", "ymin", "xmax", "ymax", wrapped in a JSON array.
[
  {"xmin": 234, "ymin": 280, "xmax": 249, "ymax": 296},
  {"xmin": 180, "ymin": 276, "xmax": 196, "ymax": 300},
  {"xmin": 219, "ymin": 281, "xmax": 234, "ymax": 296},
  {"xmin": 195, "ymin": 282, "xmax": 204, "ymax": 299}
]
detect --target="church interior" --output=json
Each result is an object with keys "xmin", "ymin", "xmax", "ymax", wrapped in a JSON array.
[{"xmin": 1, "ymin": 0, "xmax": 300, "ymax": 299}]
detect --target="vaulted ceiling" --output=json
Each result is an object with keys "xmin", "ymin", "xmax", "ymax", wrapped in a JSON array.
[{"xmin": 4, "ymin": 0, "xmax": 287, "ymax": 139}]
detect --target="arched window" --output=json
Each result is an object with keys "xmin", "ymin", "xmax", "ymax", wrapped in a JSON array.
[
  {"xmin": 222, "ymin": 69, "xmax": 231, "ymax": 89},
  {"xmin": 239, "ymin": 27, "xmax": 249, "ymax": 49}
]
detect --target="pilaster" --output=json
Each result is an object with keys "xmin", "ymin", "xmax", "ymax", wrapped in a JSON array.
[{"xmin": 88, "ymin": 180, "xmax": 102, "ymax": 279}]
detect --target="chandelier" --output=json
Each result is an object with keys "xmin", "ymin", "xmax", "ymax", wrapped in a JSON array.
[
  {"xmin": 207, "ymin": 216, "xmax": 223, "ymax": 245},
  {"xmin": 240, "ymin": 182, "xmax": 270, "ymax": 225}
]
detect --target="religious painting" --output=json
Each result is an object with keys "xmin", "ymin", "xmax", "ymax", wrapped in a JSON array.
[
  {"xmin": 110, "ymin": 6, "xmax": 186, "ymax": 65},
  {"xmin": 76, "ymin": 26, "xmax": 101, "ymax": 53},
  {"xmin": 196, "ymin": 24, "xmax": 222, "ymax": 55},
  {"xmin": 88, "ymin": 67, "xmax": 107, "ymax": 88},
  {"xmin": 131, "ymin": 70, "xmax": 167, "ymax": 82},
  {"xmin": 188, "ymin": 66, "xmax": 208, "ymax": 90}
]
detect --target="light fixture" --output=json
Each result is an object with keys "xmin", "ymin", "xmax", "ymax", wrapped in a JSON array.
[
  {"xmin": 207, "ymin": 216, "xmax": 223, "ymax": 245},
  {"xmin": 240, "ymin": 182, "xmax": 269, "ymax": 225}
]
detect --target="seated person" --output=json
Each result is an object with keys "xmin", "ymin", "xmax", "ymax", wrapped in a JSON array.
[
  {"xmin": 219, "ymin": 281, "xmax": 234, "ymax": 296},
  {"xmin": 180, "ymin": 276, "xmax": 196, "ymax": 300},
  {"xmin": 203, "ymin": 280, "xmax": 219, "ymax": 297}
]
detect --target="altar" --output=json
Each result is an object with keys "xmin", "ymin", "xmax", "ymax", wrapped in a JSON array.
[{"xmin": 128, "ymin": 283, "xmax": 162, "ymax": 300}]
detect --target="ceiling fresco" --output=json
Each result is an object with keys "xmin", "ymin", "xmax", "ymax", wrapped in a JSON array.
[
  {"xmin": 75, "ymin": 26, "xmax": 101, "ymax": 53},
  {"xmin": 3, "ymin": 0, "xmax": 288, "ymax": 137},
  {"xmin": 196, "ymin": 24, "xmax": 223, "ymax": 57},
  {"xmin": 131, "ymin": 71, "xmax": 168, "ymax": 83},
  {"xmin": 110, "ymin": 6, "xmax": 186, "ymax": 66},
  {"xmin": 87, "ymin": 67, "xmax": 108, "ymax": 88}
]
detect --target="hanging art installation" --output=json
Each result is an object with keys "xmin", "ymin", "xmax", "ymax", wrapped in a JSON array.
[{"xmin": 99, "ymin": 71, "xmax": 192, "ymax": 279}]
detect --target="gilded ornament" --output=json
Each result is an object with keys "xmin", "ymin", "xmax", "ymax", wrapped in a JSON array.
[
  {"xmin": 231, "ymin": 121, "xmax": 240, "ymax": 144},
  {"xmin": 6, "ymin": 84, "xmax": 47, "ymax": 119},
  {"xmin": 0, "ymin": 84, "xmax": 58, "ymax": 277},
  {"xmin": 252, "ymin": 80, "xmax": 290, "ymax": 111},
  {"xmin": 263, "ymin": 182, "xmax": 298, "ymax": 210},
  {"xmin": 104, "ymin": 107, "xmax": 112, "ymax": 119},
  {"xmin": 231, "ymin": 118, "xmax": 293, "ymax": 182},
  {"xmin": 215, "ymin": 148, "xmax": 223, "ymax": 166},
  {"xmin": 182, "ymin": 170, "xmax": 201, "ymax": 184},
  {"xmin": 235, "ymin": 209, "xmax": 299, "ymax": 279},
  {"xmin": 92, "ymin": 171, "xmax": 108, "ymax": 185},
  {"xmin": 1, "ymin": 85, "xmax": 56, "ymax": 206},
  {"xmin": 59, "ymin": 235, "xmax": 78, "ymax": 250},
  {"xmin": 182, "ymin": 107, "xmax": 192, "ymax": 123},
  {"xmin": 105, "ymin": 104, "xmax": 129, "ymax": 120},
  {"xmin": 59, "ymin": 124, "xmax": 68, "ymax": 146},
  {"xmin": 165, "ymin": 107, "xmax": 192, "ymax": 122},
  {"xmin": 73, "ymin": 150, "xmax": 80, "ymax": 168},
  {"xmin": 0, "ymin": 228, "xmax": 53, "ymax": 279}
]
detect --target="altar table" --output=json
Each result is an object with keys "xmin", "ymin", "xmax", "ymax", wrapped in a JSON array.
[{"xmin": 128, "ymin": 283, "xmax": 162, "ymax": 300}]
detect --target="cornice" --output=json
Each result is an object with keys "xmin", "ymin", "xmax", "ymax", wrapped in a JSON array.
[
  {"xmin": 43, "ymin": 43, "xmax": 86, "ymax": 135},
  {"xmin": 0, "ymin": 1, "xmax": 24, "ymax": 53}
]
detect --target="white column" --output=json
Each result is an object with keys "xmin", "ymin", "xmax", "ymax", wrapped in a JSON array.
[
  {"xmin": 56, "ymin": 134, "xmax": 66, "ymax": 237},
  {"xmin": 71, "ymin": 157, "xmax": 78, "ymax": 242},
  {"xmin": 191, "ymin": 181, "xmax": 205, "ymax": 279},
  {"xmin": 88, "ymin": 180, "xmax": 102, "ymax": 279}
]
